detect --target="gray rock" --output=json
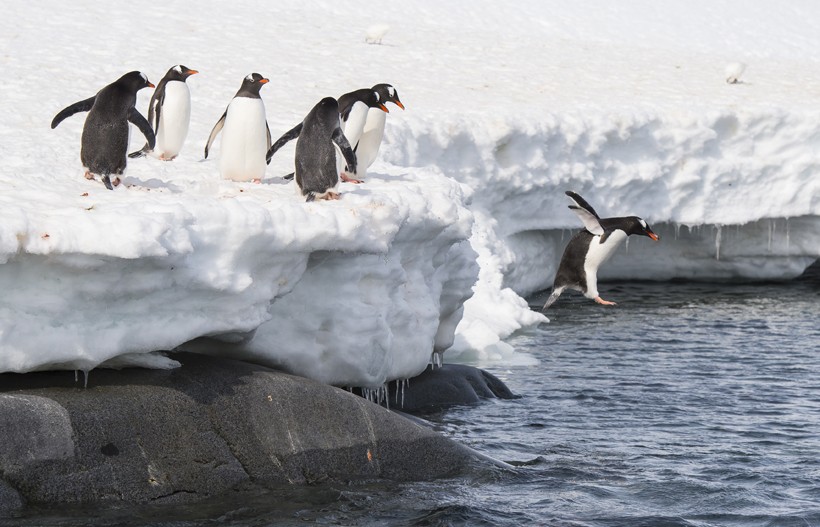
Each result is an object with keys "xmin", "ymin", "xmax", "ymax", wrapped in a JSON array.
[
  {"xmin": 0, "ymin": 353, "xmax": 482, "ymax": 512},
  {"xmin": 386, "ymin": 364, "xmax": 518, "ymax": 413}
]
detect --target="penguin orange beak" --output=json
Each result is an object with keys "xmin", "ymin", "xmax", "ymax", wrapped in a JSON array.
[
  {"xmin": 148, "ymin": 82, "xmax": 155, "ymax": 88},
  {"xmin": 188, "ymin": 70, "xmax": 199, "ymax": 75},
  {"xmin": 379, "ymin": 104, "xmax": 389, "ymax": 113},
  {"xmin": 394, "ymin": 101, "xmax": 405, "ymax": 110},
  {"xmin": 259, "ymin": 78, "xmax": 270, "ymax": 84},
  {"xmin": 647, "ymin": 231, "xmax": 660, "ymax": 241}
]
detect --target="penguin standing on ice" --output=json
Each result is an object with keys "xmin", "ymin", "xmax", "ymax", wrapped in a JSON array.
[
  {"xmin": 355, "ymin": 83, "xmax": 404, "ymax": 179},
  {"xmin": 542, "ymin": 191, "xmax": 660, "ymax": 311},
  {"xmin": 204, "ymin": 73, "xmax": 271, "ymax": 183},
  {"xmin": 278, "ymin": 97, "xmax": 358, "ymax": 201},
  {"xmin": 129, "ymin": 64, "xmax": 198, "ymax": 160},
  {"xmin": 51, "ymin": 71, "xmax": 156, "ymax": 190},
  {"xmin": 335, "ymin": 88, "xmax": 389, "ymax": 183}
]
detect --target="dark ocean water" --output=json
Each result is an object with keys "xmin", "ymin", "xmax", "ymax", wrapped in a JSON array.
[{"xmin": 6, "ymin": 264, "xmax": 820, "ymax": 527}]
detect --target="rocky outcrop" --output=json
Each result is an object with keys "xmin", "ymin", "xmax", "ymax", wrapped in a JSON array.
[
  {"xmin": 387, "ymin": 364, "xmax": 518, "ymax": 413},
  {"xmin": 0, "ymin": 353, "xmax": 483, "ymax": 513}
]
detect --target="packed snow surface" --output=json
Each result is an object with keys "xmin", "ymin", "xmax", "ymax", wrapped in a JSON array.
[{"xmin": 1, "ymin": 0, "xmax": 819, "ymax": 382}]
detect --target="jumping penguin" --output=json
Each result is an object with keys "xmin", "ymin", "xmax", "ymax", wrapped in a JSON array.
[
  {"xmin": 204, "ymin": 73, "xmax": 271, "ymax": 183},
  {"xmin": 129, "ymin": 64, "xmax": 198, "ymax": 160},
  {"xmin": 542, "ymin": 191, "xmax": 660, "ymax": 310},
  {"xmin": 335, "ymin": 88, "xmax": 389, "ymax": 183},
  {"xmin": 355, "ymin": 83, "xmax": 404, "ymax": 179},
  {"xmin": 272, "ymin": 97, "xmax": 358, "ymax": 201},
  {"xmin": 51, "ymin": 71, "xmax": 156, "ymax": 190}
]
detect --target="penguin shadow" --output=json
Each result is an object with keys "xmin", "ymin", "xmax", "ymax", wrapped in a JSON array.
[{"xmin": 121, "ymin": 175, "xmax": 184, "ymax": 193}]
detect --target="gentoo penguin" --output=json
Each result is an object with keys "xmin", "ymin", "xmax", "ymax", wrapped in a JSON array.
[
  {"xmin": 355, "ymin": 83, "xmax": 404, "ymax": 179},
  {"xmin": 335, "ymin": 88, "xmax": 388, "ymax": 183},
  {"xmin": 129, "ymin": 64, "xmax": 198, "ymax": 160},
  {"xmin": 542, "ymin": 191, "xmax": 659, "ymax": 310},
  {"xmin": 51, "ymin": 71, "xmax": 155, "ymax": 190},
  {"xmin": 204, "ymin": 73, "xmax": 272, "ymax": 183},
  {"xmin": 291, "ymin": 97, "xmax": 358, "ymax": 201}
]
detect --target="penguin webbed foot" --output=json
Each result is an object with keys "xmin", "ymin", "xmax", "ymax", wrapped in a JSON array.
[
  {"xmin": 594, "ymin": 296, "xmax": 617, "ymax": 306},
  {"xmin": 101, "ymin": 175, "xmax": 114, "ymax": 190},
  {"xmin": 340, "ymin": 172, "xmax": 363, "ymax": 184}
]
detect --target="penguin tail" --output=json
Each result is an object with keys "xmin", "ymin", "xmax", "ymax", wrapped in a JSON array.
[
  {"xmin": 305, "ymin": 191, "xmax": 316, "ymax": 202},
  {"xmin": 541, "ymin": 288, "xmax": 564, "ymax": 311},
  {"xmin": 101, "ymin": 175, "xmax": 114, "ymax": 191},
  {"xmin": 283, "ymin": 172, "xmax": 295, "ymax": 181}
]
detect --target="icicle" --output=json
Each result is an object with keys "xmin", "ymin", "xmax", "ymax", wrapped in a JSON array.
[
  {"xmin": 714, "ymin": 225, "xmax": 722, "ymax": 261},
  {"xmin": 82, "ymin": 369, "xmax": 90, "ymax": 389},
  {"xmin": 74, "ymin": 370, "xmax": 78, "ymax": 383},
  {"xmin": 625, "ymin": 237, "xmax": 630, "ymax": 253},
  {"xmin": 786, "ymin": 218, "xmax": 791, "ymax": 254},
  {"xmin": 768, "ymin": 219, "xmax": 774, "ymax": 253},
  {"xmin": 431, "ymin": 351, "xmax": 443, "ymax": 369},
  {"xmin": 674, "ymin": 223, "xmax": 681, "ymax": 240}
]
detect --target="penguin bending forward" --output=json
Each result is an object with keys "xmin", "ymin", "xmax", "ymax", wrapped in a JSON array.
[
  {"xmin": 355, "ymin": 83, "xmax": 404, "ymax": 179},
  {"xmin": 542, "ymin": 191, "xmax": 659, "ymax": 311},
  {"xmin": 51, "ymin": 71, "xmax": 155, "ymax": 190},
  {"xmin": 335, "ymin": 88, "xmax": 389, "ymax": 182},
  {"xmin": 205, "ymin": 73, "xmax": 271, "ymax": 183},
  {"xmin": 282, "ymin": 97, "xmax": 358, "ymax": 201},
  {"xmin": 129, "ymin": 64, "xmax": 198, "ymax": 160}
]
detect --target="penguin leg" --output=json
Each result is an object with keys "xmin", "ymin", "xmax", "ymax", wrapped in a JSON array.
[
  {"xmin": 541, "ymin": 287, "xmax": 565, "ymax": 311},
  {"xmin": 340, "ymin": 172, "xmax": 363, "ymax": 184},
  {"xmin": 594, "ymin": 296, "xmax": 617, "ymax": 306}
]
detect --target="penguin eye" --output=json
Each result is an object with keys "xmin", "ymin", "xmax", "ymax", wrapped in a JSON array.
[
  {"xmin": 374, "ymin": 92, "xmax": 381, "ymax": 101},
  {"xmin": 140, "ymin": 72, "xmax": 148, "ymax": 83},
  {"xmin": 245, "ymin": 74, "xmax": 254, "ymax": 82},
  {"xmin": 639, "ymin": 219, "xmax": 647, "ymax": 229},
  {"xmin": 388, "ymin": 86, "xmax": 395, "ymax": 97},
  {"xmin": 174, "ymin": 65, "xmax": 183, "ymax": 74}
]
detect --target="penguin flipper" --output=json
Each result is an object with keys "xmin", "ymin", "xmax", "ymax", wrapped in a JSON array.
[
  {"xmin": 266, "ymin": 122, "xmax": 303, "ymax": 164},
  {"xmin": 51, "ymin": 96, "xmax": 96, "ymax": 129},
  {"xmin": 566, "ymin": 191, "xmax": 604, "ymax": 235},
  {"xmin": 128, "ymin": 144, "xmax": 149, "ymax": 158},
  {"xmin": 128, "ymin": 108, "xmax": 156, "ymax": 151},
  {"xmin": 204, "ymin": 110, "xmax": 227, "ymax": 159},
  {"xmin": 266, "ymin": 122, "xmax": 272, "ymax": 152},
  {"xmin": 332, "ymin": 127, "xmax": 357, "ymax": 175},
  {"xmin": 148, "ymin": 81, "xmax": 166, "ymax": 132}
]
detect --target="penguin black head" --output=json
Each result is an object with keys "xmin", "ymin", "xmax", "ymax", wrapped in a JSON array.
[
  {"xmin": 624, "ymin": 217, "xmax": 660, "ymax": 241},
  {"xmin": 372, "ymin": 83, "xmax": 405, "ymax": 110},
  {"xmin": 316, "ymin": 96, "xmax": 341, "ymax": 119},
  {"xmin": 236, "ymin": 73, "xmax": 269, "ymax": 98},
  {"xmin": 117, "ymin": 71, "xmax": 155, "ymax": 92},
  {"xmin": 166, "ymin": 64, "xmax": 199, "ymax": 81}
]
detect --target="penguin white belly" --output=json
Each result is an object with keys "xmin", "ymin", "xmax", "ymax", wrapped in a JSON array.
[
  {"xmin": 219, "ymin": 98, "xmax": 268, "ymax": 182},
  {"xmin": 155, "ymin": 81, "xmax": 190, "ymax": 158},
  {"xmin": 337, "ymin": 102, "xmax": 370, "ymax": 175},
  {"xmin": 583, "ymin": 230, "xmax": 627, "ymax": 299},
  {"xmin": 357, "ymin": 110, "xmax": 387, "ymax": 174}
]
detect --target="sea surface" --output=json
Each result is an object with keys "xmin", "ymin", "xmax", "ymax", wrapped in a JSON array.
[{"xmin": 7, "ymin": 265, "xmax": 820, "ymax": 526}]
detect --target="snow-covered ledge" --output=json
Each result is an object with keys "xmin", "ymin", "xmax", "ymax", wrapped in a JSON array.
[{"xmin": 0, "ymin": 167, "xmax": 476, "ymax": 388}]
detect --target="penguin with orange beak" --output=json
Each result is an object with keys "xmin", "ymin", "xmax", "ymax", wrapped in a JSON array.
[
  {"xmin": 205, "ymin": 73, "xmax": 272, "ymax": 183},
  {"xmin": 130, "ymin": 64, "xmax": 199, "ymax": 161},
  {"xmin": 51, "ymin": 71, "xmax": 156, "ymax": 190},
  {"xmin": 542, "ymin": 191, "xmax": 660, "ymax": 310}
]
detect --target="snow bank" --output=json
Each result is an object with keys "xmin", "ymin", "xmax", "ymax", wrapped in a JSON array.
[{"xmin": 2, "ymin": 0, "xmax": 820, "ymax": 378}]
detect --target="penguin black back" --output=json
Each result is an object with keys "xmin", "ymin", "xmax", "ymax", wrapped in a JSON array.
[
  {"xmin": 295, "ymin": 97, "xmax": 358, "ymax": 201},
  {"xmin": 52, "ymin": 71, "xmax": 155, "ymax": 189}
]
